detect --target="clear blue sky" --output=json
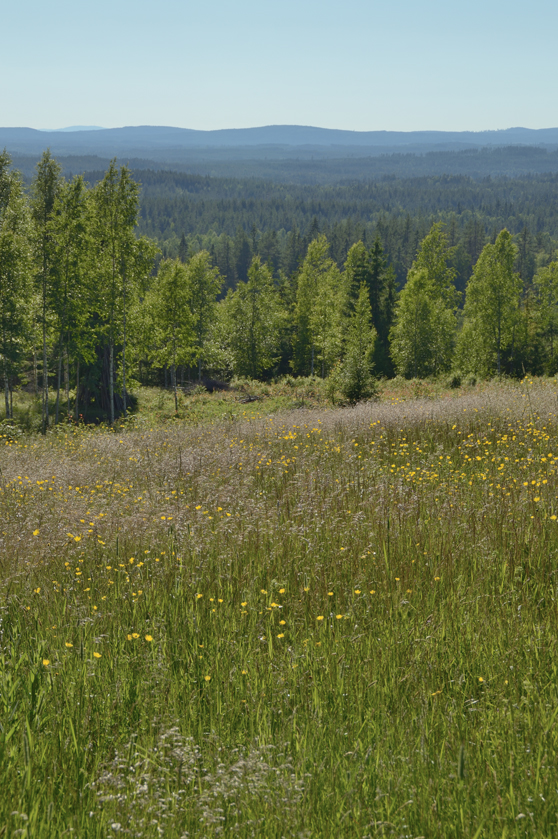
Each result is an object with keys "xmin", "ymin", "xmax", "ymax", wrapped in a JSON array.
[{"xmin": 2, "ymin": 0, "xmax": 557, "ymax": 132}]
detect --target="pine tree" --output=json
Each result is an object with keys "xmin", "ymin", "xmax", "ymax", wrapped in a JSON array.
[{"xmin": 339, "ymin": 283, "xmax": 377, "ymax": 403}]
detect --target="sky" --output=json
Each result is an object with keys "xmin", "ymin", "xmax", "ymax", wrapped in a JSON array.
[{"xmin": 2, "ymin": 0, "xmax": 557, "ymax": 133}]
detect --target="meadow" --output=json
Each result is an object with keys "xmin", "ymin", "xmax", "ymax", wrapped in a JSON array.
[{"xmin": 2, "ymin": 378, "xmax": 558, "ymax": 837}]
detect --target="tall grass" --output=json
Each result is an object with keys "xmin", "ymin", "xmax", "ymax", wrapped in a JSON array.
[{"xmin": 2, "ymin": 378, "xmax": 558, "ymax": 837}]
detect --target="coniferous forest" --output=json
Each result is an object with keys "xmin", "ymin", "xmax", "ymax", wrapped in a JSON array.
[{"xmin": 3, "ymin": 148, "xmax": 558, "ymax": 425}]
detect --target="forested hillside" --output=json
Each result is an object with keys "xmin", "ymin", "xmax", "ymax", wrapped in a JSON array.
[
  {"xmin": 126, "ymin": 168, "xmax": 558, "ymax": 290},
  {"xmin": 2, "ymin": 150, "xmax": 558, "ymax": 428}
]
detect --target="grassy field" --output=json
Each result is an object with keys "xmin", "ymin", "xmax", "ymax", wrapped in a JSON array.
[{"xmin": 2, "ymin": 378, "xmax": 558, "ymax": 837}]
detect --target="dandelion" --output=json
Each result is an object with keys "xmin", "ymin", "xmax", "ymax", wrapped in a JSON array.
[
  {"xmin": 279, "ymin": 619, "xmax": 286, "ymax": 625},
  {"xmin": 145, "ymin": 635, "xmax": 153, "ymax": 642},
  {"xmin": 370, "ymin": 590, "xmax": 376, "ymax": 594},
  {"xmin": 354, "ymin": 589, "xmax": 361, "ymax": 594},
  {"xmin": 196, "ymin": 593, "xmax": 203, "ymax": 599},
  {"xmin": 317, "ymin": 615, "xmax": 324, "ymax": 621},
  {"xmin": 277, "ymin": 633, "xmax": 285, "ymax": 638},
  {"xmin": 33, "ymin": 529, "xmax": 39, "ymax": 536},
  {"xmin": 34, "ymin": 587, "xmax": 41, "ymax": 594},
  {"xmin": 42, "ymin": 659, "xmax": 50, "ymax": 666},
  {"xmin": 478, "ymin": 676, "xmax": 484, "ymax": 683},
  {"xmin": 93, "ymin": 652, "xmax": 102, "ymax": 659},
  {"xmin": 261, "ymin": 589, "xmax": 267, "ymax": 594},
  {"xmin": 328, "ymin": 591, "xmax": 333, "ymax": 596},
  {"xmin": 241, "ymin": 601, "xmax": 247, "ymax": 607},
  {"xmin": 65, "ymin": 642, "xmax": 73, "ymax": 648},
  {"xmin": 241, "ymin": 670, "xmax": 248, "ymax": 675},
  {"xmin": 279, "ymin": 588, "xmax": 285, "ymax": 594},
  {"xmin": 204, "ymin": 675, "xmax": 211, "ymax": 682},
  {"xmin": 336, "ymin": 614, "xmax": 343, "ymax": 620}
]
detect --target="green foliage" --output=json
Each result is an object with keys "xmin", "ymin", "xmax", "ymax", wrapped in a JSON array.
[
  {"xmin": 141, "ymin": 258, "xmax": 192, "ymax": 411},
  {"xmin": 0, "ymin": 152, "xmax": 32, "ymax": 419},
  {"xmin": 457, "ymin": 229, "xmax": 521, "ymax": 376},
  {"xmin": 390, "ymin": 224, "xmax": 458, "ymax": 378},
  {"xmin": 293, "ymin": 235, "xmax": 344, "ymax": 377},
  {"xmin": 185, "ymin": 249, "xmax": 222, "ymax": 380},
  {"xmin": 338, "ymin": 283, "xmax": 377, "ymax": 403},
  {"xmin": 533, "ymin": 260, "xmax": 558, "ymax": 374},
  {"xmin": 220, "ymin": 256, "xmax": 285, "ymax": 379}
]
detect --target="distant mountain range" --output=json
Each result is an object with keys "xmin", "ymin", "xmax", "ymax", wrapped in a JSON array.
[
  {"xmin": 2, "ymin": 124, "xmax": 558, "ymax": 157},
  {"xmin": 3, "ymin": 125, "xmax": 558, "ymax": 182}
]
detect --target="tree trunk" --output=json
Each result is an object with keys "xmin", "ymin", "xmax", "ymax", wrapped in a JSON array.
[
  {"xmin": 497, "ymin": 320, "xmax": 501, "ymax": 377},
  {"xmin": 55, "ymin": 342, "xmax": 63, "ymax": 425},
  {"xmin": 42, "ymin": 310, "xmax": 49, "ymax": 433},
  {"xmin": 74, "ymin": 359, "xmax": 80, "ymax": 420},
  {"xmin": 4, "ymin": 367, "xmax": 9, "ymax": 419},
  {"xmin": 109, "ymin": 341, "xmax": 115, "ymax": 425},
  {"xmin": 122, "ymin": 273, "xmax": 127, "ymax": 417},
  {"xmin": 33, "ymin": 349, "xmax": 38, "ymax": 396},
  {"xmin": 172, "ymin": 363, "xmax": 178, "ymax": 413},
  {"xmin": 65, "ymin": 351, "xmax": 70, "ymax": 419}
]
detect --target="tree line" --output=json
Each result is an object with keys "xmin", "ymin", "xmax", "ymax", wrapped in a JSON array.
[
  {"xmin": 2, "ymin": 150, "xmax": 558, "ymax": 426},
  {"xmin": 53, "ymin": 166, "xmax": 558, "ymax": 290}
]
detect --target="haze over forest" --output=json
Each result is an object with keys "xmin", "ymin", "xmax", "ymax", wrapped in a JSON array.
[{"xmin": 3, "ymin": 124, "xmax": 558, "ymax": 182}]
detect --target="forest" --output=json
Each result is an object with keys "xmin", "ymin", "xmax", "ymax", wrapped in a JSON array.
[{"xmin": 2, "ymin": 148, "xmax": 558, "ymax": 426}]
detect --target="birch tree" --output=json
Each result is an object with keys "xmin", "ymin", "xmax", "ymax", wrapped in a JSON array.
[
  {"xmin": 0, "ymin": 154, "xmax": 31, "ymax": 418},
  {"xmin": 457, "ymin": 229, "xmax": 521, "ymax": 376},
  {"xmin": 31, "ymin": 150, "xmax": 63, "ymax": 432}
]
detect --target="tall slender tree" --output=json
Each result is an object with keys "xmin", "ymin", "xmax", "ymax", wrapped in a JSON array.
[
  {"xmin": 0, "ymin": 153, "xmax": 31, "ymax": 418},
  {"xmin": 390, "ymin": 224, "xmax": 458, "ymax": 378},
  {"xmin": 186, "ymin": 250, "xmax": 222, "ymax": 381},
  {"xmin": 534, "ymin": 260, "xmax": 558, "ymax": 373},
  {"xmin": 293, "ymin": 235, "xmax": 344, "ymax": 377},
  {"xmin": 220, "ymin": 256, "xmax": 285, "ymax": 378},
  {"xmin": 93, "ymin": 162, "xmax": 156, "ymax": 422},
  {"xmin": 49, "ymin": 175, "xmax": 95, "ymax": 422},
  {"xmin": 457, "ymin": 229, "xmax": 521, "ymax": 377},
  {"xmin": 143, "ymin": 258, "xmax": 192, "ymax": 411},
  {"xmin": 31, "ymin": 150, "xmax": 63, "ymax": 432},
  {"xmin": 339, "ymin": 282, "xmax": 377, "ymax": 403}
]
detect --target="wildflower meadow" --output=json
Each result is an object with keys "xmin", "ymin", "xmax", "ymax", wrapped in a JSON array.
[{"xmin": 2, "ymin": 379, "xmax": 558, "ymax": 837}]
